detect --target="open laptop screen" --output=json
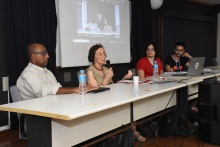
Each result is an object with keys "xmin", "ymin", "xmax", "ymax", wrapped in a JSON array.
[
  {"xmin": 187, "ymin": 57, "xmax": 205, "ymax": 76},
  {"xmin": 164, "ymin": 57, "xmax": 206, "ymax": 76}
]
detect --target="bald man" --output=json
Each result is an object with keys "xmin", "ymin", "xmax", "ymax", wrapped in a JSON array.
[{"xmin": 17, "ymin": 43, "xmax": 95, "ymax": 100}]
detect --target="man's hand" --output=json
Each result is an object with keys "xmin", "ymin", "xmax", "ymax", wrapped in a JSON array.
[
  {"xmin": 182, "ymin": 52, "xmax": 192, "ymax": 60},
  {"xmin": 86, "ymin": 85, "xmax": 98, "ymax": 93},
  {"xmin": 165, "ymin": 65, "xmax": 174, "ymax": 72}
]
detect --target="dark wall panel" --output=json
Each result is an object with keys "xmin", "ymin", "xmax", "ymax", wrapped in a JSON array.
[
  {"xmin": 161, "ymin": 13, "xmax": 216, "ymax": 67},
  {"xmin": 0, "ymin": 0, "xmax": 9, "ymax": 127}
]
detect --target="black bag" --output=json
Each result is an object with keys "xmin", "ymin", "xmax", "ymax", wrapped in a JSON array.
[
  {"xmin": 158, "ymin": 114, "xmax": 173, "ymax": 137},
  {"xmin": 138, "ymin": 121, "xmax": 159, "ymax": 138},
  {"xmin": 95, "ymin": 129, "xmax": 133, "ymax": 147}
]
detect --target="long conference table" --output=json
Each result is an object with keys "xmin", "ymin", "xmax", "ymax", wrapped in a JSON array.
[{"xmin": 0, "ymin": 66, "xmax": 220, "ymax": 147}]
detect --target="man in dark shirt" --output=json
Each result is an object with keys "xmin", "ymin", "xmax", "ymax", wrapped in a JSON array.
[
  {"xmin": 164, "ymin": 42, "xmax": 192, "ymax": 72},
  {"xmin": 163, "ymin": 42, "xmax": 198, "ymax": 135}
]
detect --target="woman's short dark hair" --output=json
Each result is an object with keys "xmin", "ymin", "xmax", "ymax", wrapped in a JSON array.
[
  {"xmin": 143, "ymin": 41, "xmax": 159, "ymax": 58},
  {"xmin": 88, "ymin": 43, "xmax": 104, "ymax": 62}
]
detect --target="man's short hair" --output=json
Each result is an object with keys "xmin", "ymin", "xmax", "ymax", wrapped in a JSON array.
[
  {"xmin": 175, "ymin": 41, "xmax": 186, "ymax": 49},
  {"xmin": 27, "ymin": 44, "xmax": 37, "ymax": 60}
]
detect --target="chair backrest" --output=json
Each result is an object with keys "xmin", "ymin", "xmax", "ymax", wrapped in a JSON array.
[
  {"xmin": 212, "ymin": 58, "xmax": 218, "ymax": 66},
  {"xmin": 10, "ymin": 85, "xmax": 23, "ymax": 102},
  {"xmin": 10, "ymin": 85, "xmax": 27, "ymax": 139},
  {"xmin": 130, "ymin": 68, "xmax": 137, "ymax": 76}
]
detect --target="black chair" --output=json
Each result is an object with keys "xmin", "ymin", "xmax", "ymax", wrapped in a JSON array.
[{"xmin": 212, "ymin": 58, "xmax": 218, "ymax": 66}]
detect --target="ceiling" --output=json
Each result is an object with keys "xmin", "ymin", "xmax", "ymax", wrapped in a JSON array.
[{"xmin": 194, "ymin": 0, "xmax": 220, "ymax": 5}]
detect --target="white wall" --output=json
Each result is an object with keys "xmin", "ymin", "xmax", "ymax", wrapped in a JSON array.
[{"xmin": 217, "ymin": 12, "xmax": 220, "ymax": 64}]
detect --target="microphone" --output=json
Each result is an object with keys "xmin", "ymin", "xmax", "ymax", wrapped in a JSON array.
[{"xmin": 106, "ymin": 60, "xmax": 111, "ymax": 69}]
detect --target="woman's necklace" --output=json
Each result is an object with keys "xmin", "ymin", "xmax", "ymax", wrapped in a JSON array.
[{"xmin": 93, "ymin": 64, "xmax": 103, "ymax": 71}]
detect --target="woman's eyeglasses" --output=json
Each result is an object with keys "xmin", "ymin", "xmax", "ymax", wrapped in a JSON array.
[
  {"xmin": 147, "ymin": 48, "xmax": 155, "ymax": 52},
  {"xmin": 95, "ymin": 52, "xmax": 106, "ymax": 57}
]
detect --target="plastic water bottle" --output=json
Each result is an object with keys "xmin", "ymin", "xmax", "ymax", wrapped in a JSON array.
[
  {"xmin": 153, "ymin": 60, "xmax": 158, "ymax": 78},
  {"xmin": 78, "ymin": 70, "xmax": 86, "ymax": 95}
]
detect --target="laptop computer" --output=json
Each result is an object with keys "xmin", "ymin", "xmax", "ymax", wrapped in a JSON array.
[{"xmin": 170, "ymin": 57, "xmax": 206, "ymax": 76}]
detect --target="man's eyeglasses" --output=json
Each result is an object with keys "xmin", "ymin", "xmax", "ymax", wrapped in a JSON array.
[
  {"xmin": 33, "ymin": 51, "xmax": 48, "ymax": 56},
  {"xmin": 175, "ymin": 49, "xmax": 184, "ymax": 52}
]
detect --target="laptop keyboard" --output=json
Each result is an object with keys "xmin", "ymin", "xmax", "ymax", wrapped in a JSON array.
[{"xmin": 171, "ymin": 72, "xmax": 187, "ymax": 76}]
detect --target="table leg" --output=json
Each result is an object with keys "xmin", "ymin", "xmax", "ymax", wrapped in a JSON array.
[{"xmin": 26, "ymin": 115, "xmax": 51, "ymax": 147}]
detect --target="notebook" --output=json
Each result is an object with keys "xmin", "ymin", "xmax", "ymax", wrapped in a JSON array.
[
  {"xmin": 87, "ymin": 87, "xmax": 110, "ymax": 93},
  {"xmin": 170, "ymin": 57, "xmax": 206, "ymax": 76},
  {"xmin": 203, "ymin": 68, "xmax": 220, "ymax": 73}
]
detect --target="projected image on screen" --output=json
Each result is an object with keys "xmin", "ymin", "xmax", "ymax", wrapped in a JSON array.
[
  {"xmin": 75, "ymin": 0, "xmax": 122, "ymax": 43},
  {"xmin": 57, "ymin": 0, "xmax": 130, "ymax": 67}
]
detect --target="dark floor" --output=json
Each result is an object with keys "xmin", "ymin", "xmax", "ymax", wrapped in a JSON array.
[
  {"xmin": 0, "ymin": 129, "xmax": 219, "ymax": 147},
  {"xmin": 0, "ymin": 129, "xmax": 27, "ymax": 147},
  {"xmin": 134, "ymin": 135, "xmax": 220, "ymax": 147}
]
